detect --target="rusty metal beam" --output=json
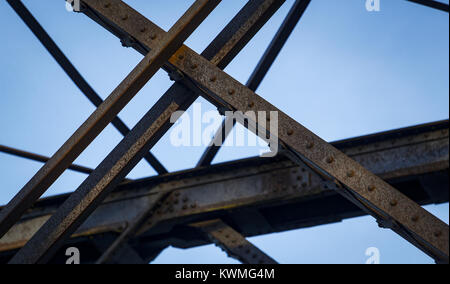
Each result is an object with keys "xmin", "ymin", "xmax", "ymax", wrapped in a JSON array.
[
  {"xmin": 197, "ymin": 0, "xmax": 311, "ymax": 167},
  {"xmin": 7, "ymin": 0, "xmax": 221, "ymax": 264},
  {"xmin": 191, "ymin": 219, "xmax": 278, "ymax": 264},
  {"xmin": 6, "ymin": 0, "xmax": 168, "ymax": 175},
  {"xmin": 95, "ymin": 191, "xmax": 167, "ymax": 264},
  {"xmin": 91, "ymin": 233, "xmax": 146, "ymax": 264},
  {"xmin": 1, "ymin": 121, "xmax": 447, "ymax": 262}
]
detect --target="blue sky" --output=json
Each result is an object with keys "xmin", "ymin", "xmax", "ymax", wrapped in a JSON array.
[{"xmin": 0, "ymin": 0, "xmax": 448, "ymax": 264}]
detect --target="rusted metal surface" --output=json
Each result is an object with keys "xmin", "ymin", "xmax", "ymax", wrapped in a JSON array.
[
  {"xmin": 95, "ymin": 192, "xmax": 167, "ymax": 264},
  {"xmin": 7, "ymin": 0, "xmax": 221, "ymax": 264},
  {"xmin": 191, "ymin": 219, "xmax": 278, "ymax": 264},
  {"xmin": 1, "ymin": 121, "xmax": 447, "ymax": 260},
  {"xmin": 92, "ymin": 233, "xmax": 147, "ymax": 264}
]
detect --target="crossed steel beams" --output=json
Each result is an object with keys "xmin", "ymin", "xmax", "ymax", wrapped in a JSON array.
[
  {"xmin": 1, "ymin": 0, "xmax": 287, "ymax": 263},
  {"xmin": 6, "ymin": 0, "xmax": 168, "ymax": 175},
  {"xmin": 1, "ymin": 120, "xmax": 448, "ymax": 263},
  {"xmin": 0, "ymin": 0, "xmax": 448, "ymax": 264}
]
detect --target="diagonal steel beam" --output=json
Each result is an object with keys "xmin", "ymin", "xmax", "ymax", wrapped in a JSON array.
[
  {"xmin": 6, "ymin": 0, "xmax": 168, "ymax": 175},
  {"xmin": 95, "ymin": 191, "xmax": 168, "ymax": 264},
  {"xmin": 191, "ymin": 219, "xmax": 278, "ymax": 264},
  {"xmin": 247, "ymin": 0, "xmax": 311, "ymax": 91},
  {"xmin": 0, "ymin": 144, "xmax": 95, "ymax": 176},
  {"xmin": 92, "ymin": 233, "xmax": 147, "ymax": 264},
  {"xmin": 8, "ymin": 0, "xmax": 221, "ymax": 264},
  {"xmin": 76, "ymin": 2, "xmax": 449, "ymax": 263},
  {"xmin": 407, "ymin": 0, "xmax": 449, "ymax": 12},
  {"xmin": 197, "ymin": 0, "xmax": 311, "ymax": 167}
]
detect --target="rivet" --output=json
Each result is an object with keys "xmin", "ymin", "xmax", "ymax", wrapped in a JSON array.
[
  {"xmin": 150, "ymin": 34, "xmax": 157, "ymax": 40},
  {"xmin": 287, "ymin": 130, "xmax": 294, "ymax": 136},
  {"xmin": 326, "ymin": 157, "xmax": 334, "ymax": 164},
  {"xmin": 228, "ymin": 89, "xmax": 235, "ymax": 95},
  {"xmin": 104, "ymin": 3, "xmax": 111, "ymax": 8},
  {"xmin": 412, "ymin": 216, "xmax": 419, "ymax": 222},
  {"xmin": 248, "ymin": 102, "xmax": 255, "ymax": 108},
  {"xmin": 390, "ymin": 200, "xmax": 398, "ymax": 207},
  {"xmin": 191, "ymin": 63, "xmax": 198, "ymax": 69},
  {"xmin": 434, "ymin": 231, "xmax": 442, "ymax": 238},
  {"xmin": 122, "ymin": 15, "xmax": 128, "ymax": 21},
  {"xmin": 347, "ymin": 170, "xmax": 355, "ymax": 178},
  {"xmin": 210, "ymin": 76, "xmax": 217, "ymax": 82},
  {"xmin": 368, "ymin": 185, "xmax": 376, "ymax": 192},
  {"xmin": 306, "ymin": 142, "xmax": 314, "ymax": 149},
  {"xmin": 140, "ymin": 27, "xmax": 146, "ymax": 33},
  {"xmin": 178, "ymin": 55, "xmax": 184, "ymax": 60}
]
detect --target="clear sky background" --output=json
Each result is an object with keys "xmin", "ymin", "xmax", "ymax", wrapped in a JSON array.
[{"xmin": 0, "ymin": 0, "xmax": 448, "ymax": 264}]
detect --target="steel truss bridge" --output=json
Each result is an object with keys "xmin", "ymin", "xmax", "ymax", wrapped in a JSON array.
[{"xmin": 0, "ymin": 0, "xmax": 448, "ymax": 264}]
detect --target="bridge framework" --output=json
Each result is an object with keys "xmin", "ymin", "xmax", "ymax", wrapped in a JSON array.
[{"xmin": 0, "ymin": 0, "xmax": 448, "ymax": 264}]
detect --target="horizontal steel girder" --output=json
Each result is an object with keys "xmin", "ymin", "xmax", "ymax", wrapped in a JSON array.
[{"xmin": 1, "ymin": 120, "xmax": 447, "ymax": 262}]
